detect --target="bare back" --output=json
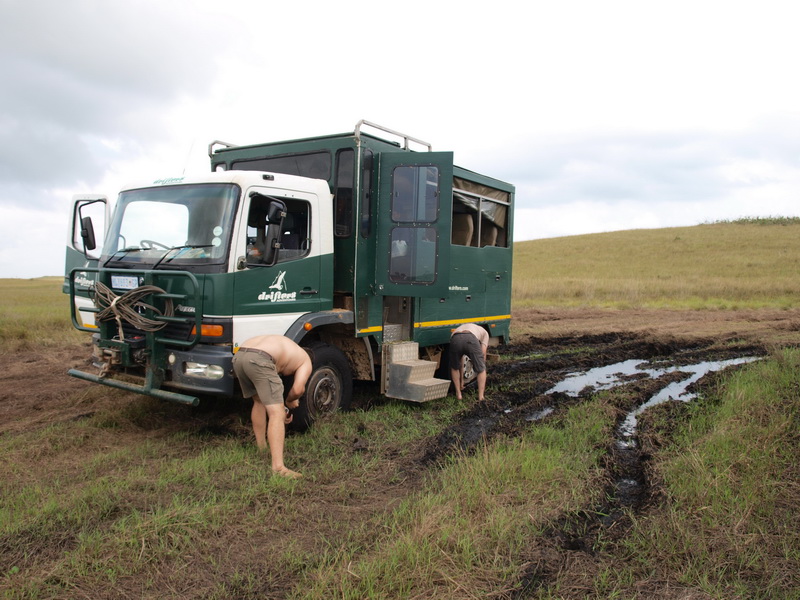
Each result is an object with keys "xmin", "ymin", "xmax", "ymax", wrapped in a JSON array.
[
  {"xmin": 238, "ymin": 335, "xmax": 313, "ymax": 402},
  {"xmin": 238, "ymin": 335, "xmax": 310, "ymax": 376},
  {"xmin": 452, "ymin": 323, "xmax": 489, "ymax": 349}
]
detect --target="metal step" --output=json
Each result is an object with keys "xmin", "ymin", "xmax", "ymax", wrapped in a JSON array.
[{"xmin": 384, "ymin": 342, "xmax": 451, "ymax": 403}]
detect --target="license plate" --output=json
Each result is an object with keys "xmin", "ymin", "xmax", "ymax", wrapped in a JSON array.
[{"xmin": 111, "ymin": 275, "xmax": 140, "ymax": 290}]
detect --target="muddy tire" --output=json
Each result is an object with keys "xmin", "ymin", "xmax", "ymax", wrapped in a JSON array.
[
  {"xmin": 290, "ymin": 342, "xmax": 352, "ymax": 431},
  {"xmin": 461, "ymin": 355, "xmax": 477, "ymax": 385}
]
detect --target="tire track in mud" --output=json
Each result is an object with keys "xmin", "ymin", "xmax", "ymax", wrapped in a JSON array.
[
  {"xmin": 415, "ymin": 333, "xmax": 765, "ymax": 598},
  {"xmin": 420, "ymin": 333, "xmax": 707, "ymax": 464}
]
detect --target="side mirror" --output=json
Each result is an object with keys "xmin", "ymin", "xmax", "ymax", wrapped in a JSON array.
[
  {"xmin": 267, "ymin": 200, "xmax": 287, "ymax": 224},
  {"xmin": 80, "ymin": 216, "xmax": 97, "ymax": 252},
  {"xmin": 247, "ymin": 193, "xmax": 287, "ymax": 267},
  {"xmin": 264, "ymin": 200, "xmax": 287, "ymax": 267}
]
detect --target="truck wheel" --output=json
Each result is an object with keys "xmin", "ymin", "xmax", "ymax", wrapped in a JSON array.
[
  {"xmin": 435, "ymin": 344, "xmax": 476, "ymax": 393},
  {"xmin": 291, "ymin": 342, "xmax": 352, "ymax": 431},
  {"xmin": 461, "ymin": 355, "xmax": 477, "ymax": 385}
]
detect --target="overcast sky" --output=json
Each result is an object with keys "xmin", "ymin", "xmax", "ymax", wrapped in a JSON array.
[{"xmin": 1, "ymin": 0, "xmax": 799, "ymax": 278}]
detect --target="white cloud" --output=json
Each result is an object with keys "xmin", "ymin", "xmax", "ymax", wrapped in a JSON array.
[{"xmin": 2, "ymin": 0, "xmax": 800, "ymax": 277}]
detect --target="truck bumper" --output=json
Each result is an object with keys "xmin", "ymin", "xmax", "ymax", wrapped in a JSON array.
[
  {"xmin": 68, "ymin": 345, "xmax": 235, "ymax": 406},
  {"xmin": 67, "ymin": 368, "xmax": 200, "ymax": 406}
]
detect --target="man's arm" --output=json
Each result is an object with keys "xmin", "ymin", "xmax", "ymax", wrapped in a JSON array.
[
  {"xmin": 285, "ymin": 359, "xmax": 312, "ymax": 406},
  {"xmin": 479, "ymin": 330, "xmax": 490, "ymax": 360}
]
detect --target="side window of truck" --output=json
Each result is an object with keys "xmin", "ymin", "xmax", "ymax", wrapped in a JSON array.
[
  {"xmin": 232, "ymin": 152, "xmax": 331, "ymax": 180},
  {"xmin": 334, "ymin": 149, "xmax": 354, "ymax": 237},
  {"xmin": 276, "ymin": 200, "xmax": 310, "ymax": 262},
  {"xmin": 451, "ymin": 183, "xmax": 511, "ymax": 248},
  {"xmin": 391, "ymin": 166, "xmax": 438, "ymax": 223},
  {"xmin": 359, "ymin": 150, "xmax": 373, "ymax": 238},
  {"xmin": 245, "ymin": 197, "xmax": 310, "ymax": 266}
]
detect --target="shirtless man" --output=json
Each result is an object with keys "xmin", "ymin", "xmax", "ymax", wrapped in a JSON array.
[
  {"xmin": 449, "ymin": 323, "xmax": 490, "ymax": 402},
  {"xmin": 232, "ymin": 335, "xmax": 313, "ymax": 479}
]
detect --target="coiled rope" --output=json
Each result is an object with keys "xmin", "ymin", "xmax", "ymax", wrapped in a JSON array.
[{"xmin": 92, "ymin": 282, "xmax": 174, "ymax": 341}]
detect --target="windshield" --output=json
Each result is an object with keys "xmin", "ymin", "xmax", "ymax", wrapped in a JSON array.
[{"xmin": 102, "ymin": 183, "xmax": 240, "ymax": 269}]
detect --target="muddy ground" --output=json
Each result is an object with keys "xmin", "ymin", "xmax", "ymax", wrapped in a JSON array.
[{"xmin": 1, "ymin": 307, "xmax": 798, "ymax": 598}]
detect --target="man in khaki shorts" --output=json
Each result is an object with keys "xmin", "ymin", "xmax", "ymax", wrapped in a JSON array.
[
  {"xmin": 232, "ymin": 335, "xmax": 312, "ymax": 479},
  {"xmin": 449, "ymin": 323, "xmax": 490, "ymax": 402}
]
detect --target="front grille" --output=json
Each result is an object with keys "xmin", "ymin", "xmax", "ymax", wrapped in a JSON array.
[{"xmin": 117, "ymin": 320, "xmax": 194, "ymax": 345}]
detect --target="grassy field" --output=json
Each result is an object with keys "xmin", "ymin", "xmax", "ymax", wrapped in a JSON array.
[
  {"xmin": 513, "ymin": 218, "xmax": 800, "ymax": 309},
  {"xmin": 1, "ymin": 221, "xmax": 798, "ymax": 598},
  {"xmin": 0, "ymin": 277, "xmax": 83, "ymax": 353}
]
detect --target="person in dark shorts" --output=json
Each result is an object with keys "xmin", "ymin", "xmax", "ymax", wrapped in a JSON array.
[
  {"xmin": 232, "ymin": 335, "xmax": 312, "ymax": 479},
  {"xmin": 449, "ymin": 323, "xmax": 490, "ymax": 402}
]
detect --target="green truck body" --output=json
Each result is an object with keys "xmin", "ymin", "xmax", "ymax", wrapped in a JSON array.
[{"xmin": 65, "ymin": 121, "xmax": 514, "ymax": 427}]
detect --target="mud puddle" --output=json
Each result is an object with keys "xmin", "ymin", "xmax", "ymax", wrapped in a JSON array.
[
  {"xmin": 615, "ymin": 356, "xmax": 760, "ymax": 444},
  {"xmin": 548, "ymin": 356, "xmax": 761, "ymax": 444},
  {"xmin": 427, "ymin": 348, "xmax": 760, "ymax": 466},
  {"xmin": 543, "ymin": 356, "xmax": 759, "ymax": 516}
]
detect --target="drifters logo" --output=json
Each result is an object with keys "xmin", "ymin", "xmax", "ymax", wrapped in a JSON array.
[
  {"xmin": 258, "ymin": 271, "xmax": 297, "ymax": 302},
  {"xmin": 73, "ymin": 272, "xmax": 95, "ymax": 289}
]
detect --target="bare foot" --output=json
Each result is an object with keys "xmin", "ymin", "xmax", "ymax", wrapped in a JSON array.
[{"xmin": 272, "ymin": 467, "xmax": 302, "ymax": 479}]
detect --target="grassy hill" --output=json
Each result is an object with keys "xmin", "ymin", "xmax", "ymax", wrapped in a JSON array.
[{"xmin": 512, "ymin": 218, "xmax": 800, "ymax": 309}]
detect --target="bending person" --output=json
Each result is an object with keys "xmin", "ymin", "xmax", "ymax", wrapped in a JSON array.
[
  {"xmin": 449, "ymin": 323, "xmax": 490, "ymax": 402},
  {"xmin": 232, "ymin": 335, "xmax": 312, "ymax": 478}
]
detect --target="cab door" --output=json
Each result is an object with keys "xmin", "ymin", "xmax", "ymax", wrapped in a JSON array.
[
  {"xmin": 65, "ymin": 195, "xmax": 108, "ymax": 275},
  {"xmin": 231, "ymin": 188, "xmax": 331, "ymax": 339},
  {"xmin": 65, "ymin": 195, "xmax": 109, "ymax": 326},
  {"xmin": 374, "ymin": 152, "xmax": 453, "ymax": 297}
]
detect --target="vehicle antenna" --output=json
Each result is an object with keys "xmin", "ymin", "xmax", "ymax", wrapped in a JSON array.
[{"xmin": 182, "ymin": 139, "xmax": 196, "ymax": 176}]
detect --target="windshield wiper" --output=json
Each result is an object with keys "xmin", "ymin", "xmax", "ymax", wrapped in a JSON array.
[
  {"xmin": 152, "ymin": 245, "xmax": 214, "ymax": 270},
  {"xmin": 103, "ymin": 247, "xmax": 144, "ymax": 267}
]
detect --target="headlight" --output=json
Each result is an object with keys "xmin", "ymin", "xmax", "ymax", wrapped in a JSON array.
[{"xmin": 183, "ymin": 362, "xmax": 225, "ymax": 380}]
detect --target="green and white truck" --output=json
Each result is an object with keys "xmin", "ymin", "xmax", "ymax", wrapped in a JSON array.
[{"xmin": 65, "ymin": 120, "xmax": 514, "ymax": 428}]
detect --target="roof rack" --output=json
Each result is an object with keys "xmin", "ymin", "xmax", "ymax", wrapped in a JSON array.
[
  {"xmin": 208, "ymin": 140, "xmax": 237, "ymax": 158},
  {"xmin": 354, "ymin": 120, "xmax": 432, "ymax": 152}
]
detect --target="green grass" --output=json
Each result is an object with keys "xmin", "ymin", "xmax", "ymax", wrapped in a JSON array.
[
  {"xmin": 513, "ymin": 219, "xmax": 800, "ymax": 309},
  {"xmin": 581, "ymin": 348, "xmax": 800, "ymax": 599},
  {"xmin": 0, "ymin": 276, "xmax": 83, "ymax": 352},
  {"xmin": 0, "ymin": 355, "xmax": 617, "ymax": 598},
  {"xmin": 295, "ymin": 399, "xmax": 617, "ymax": 599}
]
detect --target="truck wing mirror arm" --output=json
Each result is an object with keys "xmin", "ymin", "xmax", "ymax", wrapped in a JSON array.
[{"xmin": 265, "ymin": 234, "xmax": 281, "ymax": 266}]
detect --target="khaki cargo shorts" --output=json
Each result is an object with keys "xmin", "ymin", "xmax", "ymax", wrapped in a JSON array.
[{"xmin": 232, "ymin": 348, "xmax": 284, "ymax": 406}]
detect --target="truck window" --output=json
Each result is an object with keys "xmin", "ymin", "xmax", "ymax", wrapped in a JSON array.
[
  {"xmin": 103, "ymin": 184, "xmax": 238, "ymax": 268},
  {"xmin": 360, "ymin": 150, "xmax": 373, "ymax": 238},
  {"xmin": 391, "ymin": 166, "xmax": 438, "ymax": 223},
  {"xmin": 120, "ymin": 202, "xmax": 189, "ymax": 249},
  {"xmin": 232, "ymin": 151, "xmax": 331, "ymax": 180},
  {"xmin": 246, "ymin": 197, "xmax": 310, "ymax": 266},
  {"xmin": 390, "ymin": 227, "xmax": 437, "ymax": 283},
  {"xmin": 451, "ymin": 179, "xmax": 510, "ymax": 248},
  {"xmin": 334, "ymin": 149, "xmax": 354, "ymax": 237},
  {"xmin": 388, "ymin": 165, "xmax": 440, "ymax": 283}
]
